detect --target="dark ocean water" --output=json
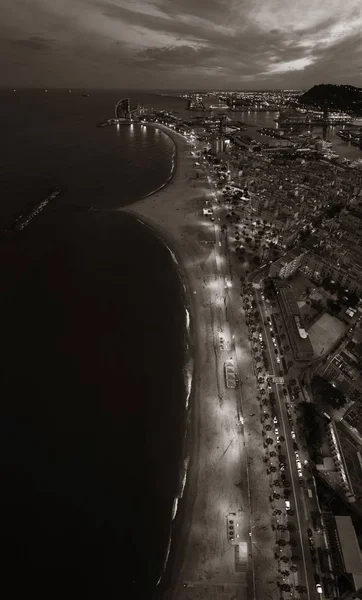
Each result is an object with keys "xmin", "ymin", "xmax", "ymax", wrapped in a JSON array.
[{"xmin": 0, "ymin": 90, "xmax": 189, "ymax": 598}]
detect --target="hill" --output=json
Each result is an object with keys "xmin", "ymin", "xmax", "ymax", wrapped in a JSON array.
[{"xmin": 298, "ymin": 84, "xmax": 362, "ymax": 114}]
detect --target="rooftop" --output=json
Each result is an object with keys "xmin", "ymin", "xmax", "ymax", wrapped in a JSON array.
[{"xmin": 335, "ymin": 516, "xmax": 362, "ymax": 577}]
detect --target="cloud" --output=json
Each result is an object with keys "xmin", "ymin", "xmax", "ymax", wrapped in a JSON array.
[
  {"xmin": 11, "ymin": 35, "xmax": 55, "ymax": 52},
  {"xmin": 0, "ymin": 0, "xmax": 361, "ymax": 88}
]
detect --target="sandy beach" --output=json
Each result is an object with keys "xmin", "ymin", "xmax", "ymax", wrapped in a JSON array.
[{"xmin": 123, "ymin": 124, "xmax": 252, "ymax": 599}]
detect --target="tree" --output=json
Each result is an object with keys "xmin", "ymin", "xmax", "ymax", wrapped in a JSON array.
[
  {"xmin": 326, "ymin": 298, "xmax": 341, "ymax": 315},
  {"xmin": 311, "ymin": 375, "xmax": 346, "ymax": 409},
  {"xmin": 298, "ymin": 401, "xmax": 324, "ymax": 451}
]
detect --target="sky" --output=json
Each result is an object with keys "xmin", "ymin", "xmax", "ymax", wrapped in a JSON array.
[{"xmin": 1, "ymin": 0, "xmax": 362, "ymax": 90}]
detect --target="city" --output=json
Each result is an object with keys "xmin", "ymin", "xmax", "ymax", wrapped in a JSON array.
[
  {"xmin": 121, "ymin": 87, "xmax": 362, "ymax": 600},
  {"xmin": 3, "ymin": 0, "xmax": 362, "ymax": 598}
]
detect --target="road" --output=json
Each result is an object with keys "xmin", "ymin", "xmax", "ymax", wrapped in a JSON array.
[{"xmin": 253, "ymin": 272, "xmax": 318, "ymax": 600}]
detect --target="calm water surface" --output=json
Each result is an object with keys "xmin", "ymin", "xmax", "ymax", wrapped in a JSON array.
[{"xmin": 0, "ymin": 90, "xmax": 188, "ymax": 599}]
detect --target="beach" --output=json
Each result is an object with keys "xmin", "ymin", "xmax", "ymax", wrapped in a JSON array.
[{"xmin": 123, "ymin": 124, "xmax": 250, "ymax": 599}]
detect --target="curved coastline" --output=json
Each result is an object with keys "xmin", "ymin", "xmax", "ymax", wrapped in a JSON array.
[{"xmin": 121, "ymin": 123, "xmax": 204, "ymax": 596}]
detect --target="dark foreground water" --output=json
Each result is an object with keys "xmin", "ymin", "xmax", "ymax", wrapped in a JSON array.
[{"xmin": 0, "ymin": 90, "xmax": 188, "ymax": 598}]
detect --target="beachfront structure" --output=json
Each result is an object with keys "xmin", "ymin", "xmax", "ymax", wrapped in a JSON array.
[
  {"xmin": 224, "ymin": 360, "xmax": 236, "ymax": 389},
  {"xmin": 114, "ymin": 98, "xmax": 139, "ymax": 121}
]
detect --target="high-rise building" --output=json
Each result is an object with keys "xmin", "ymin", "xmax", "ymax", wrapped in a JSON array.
[{"xmin": 210, "ymin": 137, "xmax": 226, "ymax": 155}]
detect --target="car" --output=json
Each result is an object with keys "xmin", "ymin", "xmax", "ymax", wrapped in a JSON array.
[
  {"xmin": 276, "ymin": 357, "xmax": 280, "ymax": 363},
  {"xmin": 291, "ymin": 430, "xmax": 296, "ymax": 439},
  {"xmin": 272, "ymin": 337, "xmax": 276, "ymax": 343},
  {"xmin": 269, "ymin": 326, "xmax": 273, "ymax": 332},
  {"xmin": 316, "ymin": 584, "xmax": 323, "ymax": 594},
  {"xmin": 307, "ymin": 528, "xmax": 313, "ymax": 538},
  {"xmin": 285, "ymin": 500, "xmax": 290, "ymax": 510},
  {"xmin": 268, "ymin": 384, "xmax": 272, "ymax": 391},
  {"xmin": 273, "ymin": 416, "xmax": 278, "ymax": 424},
  {"xmin": 298, "ymin": 468, "xmax": 303, "ymax": 478}
]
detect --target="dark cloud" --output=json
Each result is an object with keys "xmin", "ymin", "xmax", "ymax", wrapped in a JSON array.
[
  {"xmin": 0, "ymin": 0, "xmax": 361, "ymax": 88},
  {"xmin": 129, "ymin": 45, "xmax": 215, "ymax": 69},
  {"xmin": 11, "ymin": 35, "xmax": 54, "ymax": 52}
]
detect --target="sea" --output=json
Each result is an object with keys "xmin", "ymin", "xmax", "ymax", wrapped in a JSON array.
[
  {"xmin": 1, "ymin": 89, "xmax": 361, "ymax": 600},
  {"xmin": 0, "ymin": 89, "xmax": 190, "ymax": 600}
]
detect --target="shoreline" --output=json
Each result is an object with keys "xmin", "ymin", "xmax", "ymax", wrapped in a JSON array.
[{"xmin": 122, "ymin": 124, "xmax": 203, "ymax": 595}]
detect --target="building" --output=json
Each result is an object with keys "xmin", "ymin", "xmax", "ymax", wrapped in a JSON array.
[
  {"xmin": 232, "ymin": 128, "xmax": 293, "ymax": 150},
  {"xmin": 323, "ymin": 514, "xmax": 362, "ymax": 598},
  {"xmin": 210, "ymin": 137, "xmax": 227, "ymax": 155},
  {"xmin": 269, "ymin": 249, "xmax": 306, "ymax": 279},
  {"xmin": 343, "ymin": 402, "xmax": 362, "ymax": 442},
  {"xmin": 325, "ymin": 422, "xmax": 356, "ymax": 502},
  {"xmin": 274, "ymin": 281, "xmax": 314, "ymax": 360},
  {"xmin": 301, "ymin": 251, "xmax": 362, "ymax": 296}
]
